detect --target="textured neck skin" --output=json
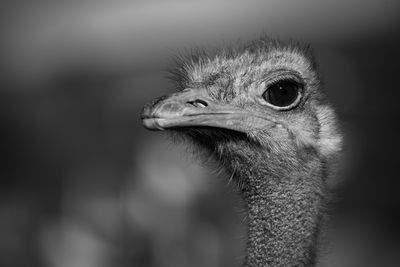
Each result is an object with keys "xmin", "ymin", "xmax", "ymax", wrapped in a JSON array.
[{"xmin": 218, "ymin": 139, "xmax": 327, "ymax": 267}]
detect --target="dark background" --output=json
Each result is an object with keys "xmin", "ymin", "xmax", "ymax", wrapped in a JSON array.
[{"xmin": 1, "ymin": 1, "xmax": 400, "ymax": 266}]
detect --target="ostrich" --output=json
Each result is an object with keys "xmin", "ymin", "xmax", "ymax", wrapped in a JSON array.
[{"xmin": 141, "ymin": 37, "xmax": 343, "ymax": 267}]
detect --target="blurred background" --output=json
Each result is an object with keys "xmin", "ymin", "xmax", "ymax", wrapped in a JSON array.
[{"xmin": 1, "ymin": 1, "xmax": 400, "ymax": 266}]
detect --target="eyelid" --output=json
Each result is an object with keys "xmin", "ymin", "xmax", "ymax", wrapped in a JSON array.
[{"xmin": 262, "ymin": 71, "xmax": 304, "ymax": 87}]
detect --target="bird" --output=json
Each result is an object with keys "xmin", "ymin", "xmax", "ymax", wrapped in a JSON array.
[{"xmin": 141, "ymin": 37, "xmax": 343, "ymax": 267}]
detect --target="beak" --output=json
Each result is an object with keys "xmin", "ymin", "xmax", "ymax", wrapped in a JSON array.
[{"xmin": 141, "ymin": 88, "xmax": 271, "ymax": 132}]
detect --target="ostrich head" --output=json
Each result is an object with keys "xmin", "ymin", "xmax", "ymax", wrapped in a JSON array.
[
  {"xmin": 141, "ymin": 38, "xmax": 343, "ymax": 266},
  {"xmin": 142, "ymin": 39, "xmax": 341, "ymax": 175}
]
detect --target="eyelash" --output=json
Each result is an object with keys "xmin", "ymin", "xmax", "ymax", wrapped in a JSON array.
[{"xmin": 262, "ymin": 73, "xmax": 302, "ymax": 88}]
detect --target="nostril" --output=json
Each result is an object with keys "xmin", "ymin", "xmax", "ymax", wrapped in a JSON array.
[{"xmin": 187, "ymin": 99, "xmax": 208, "ymax": 108}]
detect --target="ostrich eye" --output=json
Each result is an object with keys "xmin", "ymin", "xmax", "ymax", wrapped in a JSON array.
[{"xmin": 263, "ymin": 80, "xmax": 301, "ymax": 109}]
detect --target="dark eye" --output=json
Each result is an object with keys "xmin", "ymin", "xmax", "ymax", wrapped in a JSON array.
[{"xmin": 262, "ymin": 80, "xmax": 301, "ymax": 108}]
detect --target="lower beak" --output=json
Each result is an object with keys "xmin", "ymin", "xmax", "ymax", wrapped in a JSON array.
[{"xmin": 141, "ymin": 88, "xmax": 266, "ymax": 132}]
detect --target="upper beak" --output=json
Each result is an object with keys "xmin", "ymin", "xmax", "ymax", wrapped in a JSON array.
[{"xmin": 141, "ymin": 88, "xmax": 272, "ymax": 132}]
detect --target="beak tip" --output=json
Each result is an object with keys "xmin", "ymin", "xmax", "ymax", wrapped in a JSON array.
[{"xmin": 142, "ymin": 118, "xmax": 165, "ymax": 131}]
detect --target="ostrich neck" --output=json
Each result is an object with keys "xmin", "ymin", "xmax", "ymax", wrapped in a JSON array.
[{"xmin": 224, "ymin": 144, "xmax": 326, "ymax": 267}]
